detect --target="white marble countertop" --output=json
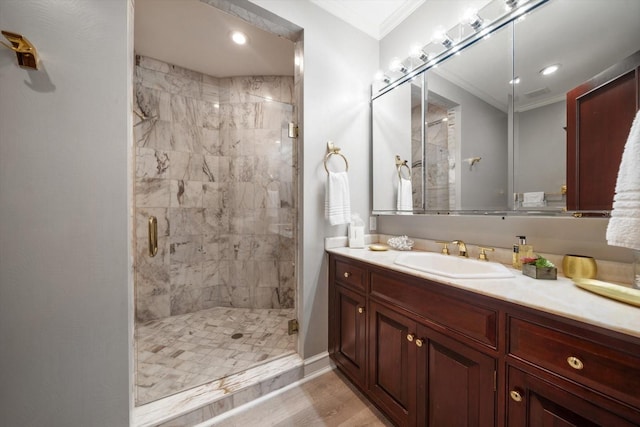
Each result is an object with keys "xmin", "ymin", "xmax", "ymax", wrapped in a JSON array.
[{"xmin": 326, "ymin": 244, "xmax": 640, "ymax": 340}]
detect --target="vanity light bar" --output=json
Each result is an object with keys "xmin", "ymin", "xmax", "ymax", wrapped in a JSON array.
[{"xmin": 372, "ymin": 0, "xmax": 550, "ymax": 100}]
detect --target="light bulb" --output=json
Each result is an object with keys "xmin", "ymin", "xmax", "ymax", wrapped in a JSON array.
[{"xmin": 230, "ymin": 31, "xmax": 247, "ymax": 45}]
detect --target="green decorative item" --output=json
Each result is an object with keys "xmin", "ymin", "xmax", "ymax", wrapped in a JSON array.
[{"xmin": 522, "ymin": 255, "xmax": 557, "ymax": 280}]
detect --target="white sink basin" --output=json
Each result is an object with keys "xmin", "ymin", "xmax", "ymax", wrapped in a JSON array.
[{"xmin": 394, "ymin": 252, "xmax": 514, "ymax": 279}]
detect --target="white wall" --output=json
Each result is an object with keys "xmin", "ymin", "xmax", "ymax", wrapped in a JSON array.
[
  {"xmin": 514, "ymin": 101, "xmax": 566, "ymax": 194},
  {"xmin": 0, "ymin": 1, "xmax": 132, "ymax": 426},
  {"xmin": 248, "ymin": 0, "xmax": 378, "ymax": 358}
]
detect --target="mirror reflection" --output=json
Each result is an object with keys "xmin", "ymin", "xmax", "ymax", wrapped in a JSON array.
[
  {"xmin": 371, "ymin": 0, "xmax": 640, "ymax": 215},
  {"xmin": 372, "ymin": 75, "xmax": 424, "ymax": 212}
]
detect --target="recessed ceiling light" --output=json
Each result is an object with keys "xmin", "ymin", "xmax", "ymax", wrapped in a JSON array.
[
  {"xmin": 510, "ymin": 77, "xmax": 521, "ymax": 85},
  {"xmin": 540, "ymin": 64, "xmax": 560, "ymax": 75},
  {"xmin": 230, "ymin": 31, "xmax": 247, "ymax": 45}
]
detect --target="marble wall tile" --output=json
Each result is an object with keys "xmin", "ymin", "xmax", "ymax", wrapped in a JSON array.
[
  {"xmin": 167, "ymin": 151, "xmax": 203, "ymax": 181},
  {"xmin": 170, "ymin": 235, "xmax": 203, "ymax": 264},
  {"xmin": 135, "ymin": 57, "xmax": 297, "ymax": 319},
  {"xmin": 202, "ymin": 260, "xmax": 229, "ymax": 286},
  {"xmin": 229, "ymin": 76, "xmax": 281, "ymax": 103},
  {"xmin": 136, "ymin": 178, "xmax": 171, "ymax": 208},
  {"xmin": 203, "ymin": 206, "xmax": 230, "ymax": 235},
  {"xmin": 202, "ymin": 235, "xmax": 229, "ymax": 262},
  {"xmin": 136, "ymin": 147, "xmax": 170, "ymax": 179},
  {"xmin": 201, "ymin": 127, "xmax": 222, "ymax": 156},
  {"xmin": 254, "ymin": 129, "xmax": 281, "ymax": 157},
  {"xmin": 171, "ymin": 122, "xmax": 202, "ymax": 154},
  {"xmin": 137, "ymin": 55, "xmax": 171, "ymax": 74},
  {"xmin": 136, "ymin": 263, "xmax": 171, "ymax": 321},
  {"xmin": 170, "ymin": 180, "xmax": 203, "ymax": 208},
  {"xmin": 170, "ymin": 284, "xmax": 204, "ymax": 315},
  {"xmin": 135, "ymin": 120, "xmax": 173, "ymax": 151}
]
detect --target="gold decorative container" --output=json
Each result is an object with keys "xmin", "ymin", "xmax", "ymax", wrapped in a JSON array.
[{"xmin": 562, "ymin": 254, "xmax": 597, "ymax": 279}]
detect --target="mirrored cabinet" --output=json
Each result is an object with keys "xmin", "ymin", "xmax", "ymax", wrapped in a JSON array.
[{"xmin": 371, "ymin": 0, "xmax": 640, "ymax": 216}]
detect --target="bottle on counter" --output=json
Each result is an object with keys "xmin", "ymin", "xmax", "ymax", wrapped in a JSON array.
[{"xmin": 513, "ymin": 235, "xmax": 534, "ymax": 269}]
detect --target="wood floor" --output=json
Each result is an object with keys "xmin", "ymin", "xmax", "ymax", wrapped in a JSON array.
[{"xmin": 208, "ymin": 369, "xmax": 393, "ymax": 426}]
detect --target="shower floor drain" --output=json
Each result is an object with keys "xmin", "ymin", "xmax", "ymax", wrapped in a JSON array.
[{"xmin": 231, "ymin": 333, "xmax": 243, "ymax": 339}]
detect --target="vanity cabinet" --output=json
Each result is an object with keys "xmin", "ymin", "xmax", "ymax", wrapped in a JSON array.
[
  {"xmin": 328, "ymin": 259, "xmax": 368, "ymax": 389},
  {"xmin": 328, "ymin": 252, "xmax": 640, "ymax": 427},
  {"xmin": 330, "ymin": 254, "xmax": 498, "ymax": 427}
]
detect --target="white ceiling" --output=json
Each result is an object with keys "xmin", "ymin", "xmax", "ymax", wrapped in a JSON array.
[
  {"xmin": 310, "ymin": 0, "xmax": 426, "ymax": 40},
  {"xmin": 134, "ymin": 0, "xmax": 295, "ymax": 78},
  {"xmin": 134, "ymin": 0, "xmax": 420, "ymax": 78}
]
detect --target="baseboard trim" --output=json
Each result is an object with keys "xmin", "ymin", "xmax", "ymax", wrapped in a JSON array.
[{"xmin": 303, "ymin": 351, "xmax": 331, "ymax": 378}]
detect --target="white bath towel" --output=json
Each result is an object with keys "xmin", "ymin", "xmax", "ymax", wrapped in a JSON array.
[
  {"xmin": 606, "ymin": 109, "xmax": 640, "ymax": 250},
  {"xmin": 325, "ymin": 171, "xmax": 351, "ymax": 225},
  {"xmin": 397, "ymin": 177, "xmax": 413, "ymax": 211}
]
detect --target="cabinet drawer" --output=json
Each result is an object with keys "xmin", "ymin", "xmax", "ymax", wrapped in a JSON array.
[
  {"xmin": 335, "ymin": 259, "xmax": 366, "ymax": 292},
  {"xmin": 509, "ymin": 317, "xmax": 640, "ymax": 407},
  {"xmin": 370, "ymin": 272, "xmax": 497, "ymax": 348}
]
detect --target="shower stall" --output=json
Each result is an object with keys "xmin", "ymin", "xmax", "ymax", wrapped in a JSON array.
[{"xmin": 133, "ymin": 55, "xmax": 297, "ymax": 405}]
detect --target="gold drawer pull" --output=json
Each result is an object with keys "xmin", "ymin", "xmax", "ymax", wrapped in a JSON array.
[
  {"xmin": 343, "ymin": 272, "xmax": 351, "ymax": 278},
  {"xmin": 415, "ymin": 338, "xmax": 423, "ymax": 347},
  {"xmin": 148, "ymin": 216, "xmax": 158, "ymax": 257},
  {"xmin": 407, "ymin": 333, "xmax": 415, "ymax": 342},
  {"xmin": 509, "ymin": 390, "xmax": 523, "ymax": 402},
  {"xmin": 567, "ymin": 356, "xmax": 584, "ymax": 370},
  {"xmin": 358, "ymin": 307, "xmax": 364, "ymax": 314}
]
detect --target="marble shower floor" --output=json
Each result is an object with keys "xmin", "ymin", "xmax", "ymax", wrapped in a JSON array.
[{"xmin": 135, "ymin": 307, "xmax": 296, "ymax": 405}]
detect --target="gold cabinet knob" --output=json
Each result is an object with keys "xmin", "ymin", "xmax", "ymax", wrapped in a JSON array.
[
  {"xmin": 415, "ymin": 338, "xmax": 424, "ymax": 347},
  {"xmin": 567, "ymin": 356, "xmax": 584, "ymax": 370},
  {"xmin": 343, "ymin": 272, "xmax": 351, "ymax": 278},
  {"xmin": 357, "ymin": 307, "xmax": 364, "ymax": 314},
  {"xmin": 407, "ymin": 333, "xmax": 415, "ymax": 342},
  {"xmin": 509, "ymin": 390, "xmax": 523, "ymax": 402}
]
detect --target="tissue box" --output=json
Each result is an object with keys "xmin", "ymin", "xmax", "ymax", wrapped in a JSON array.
[{"xmin": 522, "ymin": 264, "xmax": 557, "ymax": 280}]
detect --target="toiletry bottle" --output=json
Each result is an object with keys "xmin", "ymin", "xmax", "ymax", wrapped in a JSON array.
[
  {"xmin": 349, "ymin": 214, "xmax": 365, "ymax": 248},
  {"xmin": 516, "ymin": 235, "xmax": 534, "ymax": 268}
]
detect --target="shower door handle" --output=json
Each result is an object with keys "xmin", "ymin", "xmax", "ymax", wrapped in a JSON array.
[{"xmin": 148, "ymin": 216, "xmax": 158, "ymax": 257}]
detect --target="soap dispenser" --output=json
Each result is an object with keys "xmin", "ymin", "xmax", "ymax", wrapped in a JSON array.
[{"xmin": 513, "ymin": 235, "xmax": 534, "ymax": 269}]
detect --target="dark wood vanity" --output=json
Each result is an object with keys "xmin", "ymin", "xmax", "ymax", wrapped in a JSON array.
[{"xmin": 328, "ymin": 253, "xmax": 640, "ymax": 427}]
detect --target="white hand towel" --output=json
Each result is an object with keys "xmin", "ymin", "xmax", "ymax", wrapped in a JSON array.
[
  {"xmin": 523, "ymin": 191, "xmax": 545, "ymax": 204},
  {"xmin": 397, "ymin": 177, "xmax": 413, "ymax": 211},
  {"xmin": 606, "ymin": 109, "xmax": 640, "ymax": 250},
  {"xmin": 325, "ymin": 171, "xmax": 351, "ymax": 225}
]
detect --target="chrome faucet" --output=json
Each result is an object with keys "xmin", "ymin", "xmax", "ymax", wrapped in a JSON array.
[{"xmin": 451, "ymin": 240, "xmax": 468, "ymax": 257}]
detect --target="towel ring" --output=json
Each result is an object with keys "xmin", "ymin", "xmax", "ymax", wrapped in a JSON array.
[
  {"xmin": 395, "ymin": 155, "xmax": 411, "ymax": 180},
  {"xmin": 324, "ymin": 141, "xmax": 349, "ymax": 173}
]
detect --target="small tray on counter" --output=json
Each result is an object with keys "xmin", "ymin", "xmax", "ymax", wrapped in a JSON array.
[{"xmin": 573, "ymin": 278, "xmax": 640, "ymax": 307}]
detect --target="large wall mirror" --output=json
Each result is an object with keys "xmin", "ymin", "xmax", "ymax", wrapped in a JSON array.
[{"xmin": 372, "ymin": 0, "xmax": 640, "ymax": 215}]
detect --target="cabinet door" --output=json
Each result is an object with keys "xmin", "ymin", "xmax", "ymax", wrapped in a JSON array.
[
  {"xmin": 416, "ymin": 325, "xmax": 496, "ymax": 427},
  {"xmin": 332, "ymin": 284, "xmax": 367, "ymax": 387},
  {"xmin": 506, "ymin": 366, "xmax": 637, "ymax": 427},
  {"xmin": 368, "ymin": 301, "xmax": 417, "ymax": 427}
]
